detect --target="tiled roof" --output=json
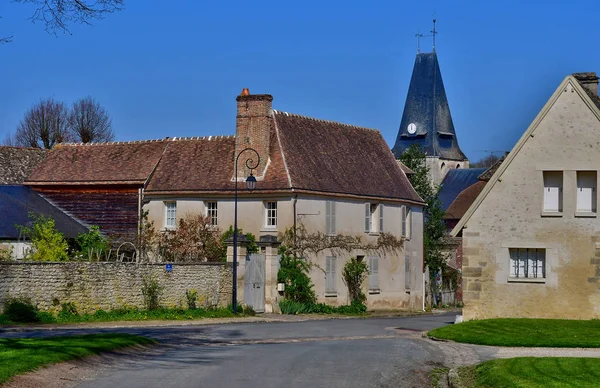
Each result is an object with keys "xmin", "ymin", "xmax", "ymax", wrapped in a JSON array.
[
  {"xmin": 145, "ymin": 134, "xmax": 290, "ymax": 193},
  {"xmin": 26, "ymin": 140, "xmax": 168, "ymax": 184},
  {"xmin": 443, "ymin": 181, "xmax": 486, "ymax": 221},
  {"xmin": 397, "ymin": 161, "xmax": 415, "ymax": 175},
  {"xmin": 273, "ymin": 111, "xmax": 423, "ymax": 202},
  {"xmin": 0, "ymin": 147, "xmax": 47, "ymax": 184},
  {"xmin": 439, "ymin": 168, "xmax": 486, "ymax": 211},
  {"xmin": 0, "ymin": 185, "xmax": 88, "ymax": 239}
]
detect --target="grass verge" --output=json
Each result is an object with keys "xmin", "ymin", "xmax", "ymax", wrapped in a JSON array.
[
  {"xmin": 0, "ymin": 306, "xmax": 254, "ymax": 325},
  {"xmin": 427, "ymin": 318, "xmax": 600, "ymax": 347},
  {"xmin": 473, "ymin": 357, "xmax": 600, "ymax": 388},
  {"xmin": 0, "ymin": 334, "xmax": 155, "ymax": 385}
]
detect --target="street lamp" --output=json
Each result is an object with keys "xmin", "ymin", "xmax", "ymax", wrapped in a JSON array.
[{"xmin": 233, "ymin": 147, "xmax": 260, "ymax": 314}]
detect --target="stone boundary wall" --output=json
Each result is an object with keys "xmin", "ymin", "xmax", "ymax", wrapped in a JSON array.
[{"xmin": 0, "ymin": 262, "xmax": 233, "ymax": 313}]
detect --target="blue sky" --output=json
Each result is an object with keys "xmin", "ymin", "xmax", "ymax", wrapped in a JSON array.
[{"xmin": 1, "ymin": 0, "xmax": 598, "ymax": 161}]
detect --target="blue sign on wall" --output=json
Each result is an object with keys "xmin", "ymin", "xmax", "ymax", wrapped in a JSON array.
[{"xmin": 165, "ymin": 264, "xmax": 173, "ymax": 273}]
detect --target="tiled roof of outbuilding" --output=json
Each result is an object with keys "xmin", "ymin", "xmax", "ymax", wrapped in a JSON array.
[
  {"xmin": 25, "ymin": 140, "xmax": 168, "ymax": 185},
  {"xmin": 0, "ymin": 147, "xmax": 47, "ymax": 184}
]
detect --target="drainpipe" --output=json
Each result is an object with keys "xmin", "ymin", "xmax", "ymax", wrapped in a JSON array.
[{"xmin": 293, "ymin": 194, "xmax": 298, "ymax": 247}]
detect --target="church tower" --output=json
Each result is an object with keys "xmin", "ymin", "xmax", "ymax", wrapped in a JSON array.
[{"xmin": 392, "ymin": 24, "xmax": 468, "ymax": 185}]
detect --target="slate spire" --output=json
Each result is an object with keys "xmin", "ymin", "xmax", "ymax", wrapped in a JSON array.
[{"xmin": 391, "ymin": 52, "xmax": 467, "ymax": 161}]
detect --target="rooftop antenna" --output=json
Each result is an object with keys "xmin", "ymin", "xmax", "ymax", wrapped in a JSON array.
[
  {"xmin": 415, "ymin": 29, "xmax": 424, "ymax": 54},
  {"xmin": 431, "ymin": 17, "xmax": 438, "ymax": 52}
]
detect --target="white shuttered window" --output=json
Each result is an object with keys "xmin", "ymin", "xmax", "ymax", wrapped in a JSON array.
[
  {"xmin": 369, "ymin": 256, "xmax": 379, "ymax": 290},
  {"xmin": 577, "ymin": 171, "xmax": 597, "ymax": 213},
  {"xmin": 379, "ymin": 204, "xmax": 384, "ymax": 232},
  {"xmin": 543, "ymin": 171, "xmax": 562, "ymax": 212},
  {"xmin": 326, "ymin": 256, "xmax": 337, "ymax": 293},
  {"xmin": 326, "ymin": 201, "xmax": 336, "ymax": 235},
  {"xmin": 405, "ymin": 255, "xmax": 411, "ymax": 290}
]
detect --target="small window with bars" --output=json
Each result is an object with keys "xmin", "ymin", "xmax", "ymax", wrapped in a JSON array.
[
  {"xmin": 205, "ymin": 201, "xmax": 218, "ymax": 226},
  {"xmin": 509, "ymin": 248, "xmax": 546, "ymax": 279},
  {"xmin": 326, "ymin": 256, "xmax": 337, "ymax": 294},
  {"xmin": 165, "ymin": 202, "xmax": 177, "ymax": 229},
  {"xmin": 265, "ymin": 201, "xmax": 277, "ymax": 227}
]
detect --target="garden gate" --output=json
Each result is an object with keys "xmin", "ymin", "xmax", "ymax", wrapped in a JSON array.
[{"xmin": 244, "ymin": 253, "xmax": 265, "ymax": 313}]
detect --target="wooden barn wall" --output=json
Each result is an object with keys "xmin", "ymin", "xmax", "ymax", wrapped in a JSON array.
[{"xmin": 31, "ymin": 186, "xmax": 140, "ymax": 242}]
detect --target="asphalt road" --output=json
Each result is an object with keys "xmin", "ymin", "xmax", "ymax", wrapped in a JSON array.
[{"xmin": 2, "ymin": 312, "xmax": 458, "ymax": 388}]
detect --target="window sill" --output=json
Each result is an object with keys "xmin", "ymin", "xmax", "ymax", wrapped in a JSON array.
[
  {"xmin": 507, "ymin": 277, "xmax": 546, "ymax": 283},
  {"xmin": 541, "ymin": 211, "xmax": 562, "ymax": 217},
  {"xmin": 575, "ymin": 212, "xmax": 597, "ymax": 218},
  {"xmin": 260, "ymin": 227, "xmax": 278, "ymax": 233},
  {"xmin": 367, "ymin": 232, "xmax": 380, "ymax": 236},
  {"xmin": 368, "ymin": 289, "xmax": 380, "ymax": 294},
  {"xmin": 324, "ymin": 292, "xmax": 338, "ymax": 297}
]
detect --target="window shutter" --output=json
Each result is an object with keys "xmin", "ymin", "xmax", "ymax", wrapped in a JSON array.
[
  {"xmin": 577, "ymin": 172, "xmax": 596, "ymax": 213},
  {"xmin": 405, "ymin": 255, "xmax": 410, "ymax": 290},
  {"xmin": 401, "ymin": 206, "xmax": 407, "ymax": 237},
  {"xmin": 369, "ymin": 256, "xmax": 379, "ymax": 290},
  {"xmin": 407, "ymin": 207, "xmax": 412, "ymax": 239},
  {"xmin": 365, "ymin": 203, "xmax": 371, "ymax": 232},
  {"xmin": 331, "ymin": 201, "xmax": 336, "ymax": 234},
  {"xmin": 326, "ymin": 201, "xmax": 331, "ymax": 234},
  {"xmin": 379, "ymin": 204, "xmax": 384, "ymax": 232},
  {"xmin": 331, "ymin": 257, "xmax": 337, "ymax": 292}
]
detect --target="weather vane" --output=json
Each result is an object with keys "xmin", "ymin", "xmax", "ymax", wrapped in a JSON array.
[{"xmin": 415, "ymin": 17, "xmax": 438, "ymax": 53}]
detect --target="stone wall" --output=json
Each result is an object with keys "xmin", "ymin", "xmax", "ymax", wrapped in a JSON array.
[{"xmin": 0, "ymin": 262, "xmax": 232, "ymax": 313}]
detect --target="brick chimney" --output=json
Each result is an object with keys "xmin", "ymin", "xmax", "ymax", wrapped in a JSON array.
[
  {"xmin": 234, "ymin": 89, "xmax": 273, "ymax": 180},
  {"xmin": 573, "ymin": 72, "xmax": 599, "ymax": 96}
]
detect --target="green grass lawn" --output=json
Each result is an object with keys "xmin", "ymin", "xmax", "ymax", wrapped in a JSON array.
[
  {"xmin": 0, "ymin": 334, "xmax": 155, "ymax": 385},
  {"xmin": 473, "ymin": 357, "xmax": 600, "ymax": 387},
  {"xmin": 427, "ymin": 318, "xmax": 600, "ymax": 347}
]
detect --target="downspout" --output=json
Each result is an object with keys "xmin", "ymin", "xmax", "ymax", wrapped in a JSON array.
[
  {"xmin": 422, "ymin": 208, "xmax": 426, "ymax": 312},
  {"xmin": 293, "ymin": 194, "xmax": 298, "ymax": 248}
]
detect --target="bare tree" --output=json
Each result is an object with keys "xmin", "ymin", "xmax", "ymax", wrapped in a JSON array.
[
  {"xmin": 2, "ymin": 133, "xmax": 16, "ymax": 146},
  {"xmin": 3, "ymin": 0, "xmax": 124, "ymax": 43},
  {"xmin": 68, "ymin": 97, "xmax": 114, "ymax": 143},
  {"xmin": 15, "ymin": 98, "xmax": 71, "ymax": 149},
  {"xmin": 471, "ymin": 154, "xmax": 502, "ymax": 168}
]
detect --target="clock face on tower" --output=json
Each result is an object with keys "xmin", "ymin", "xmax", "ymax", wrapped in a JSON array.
[{"xmin": 407, "ymin": 123, "xmax": 417, "ymax": 135}]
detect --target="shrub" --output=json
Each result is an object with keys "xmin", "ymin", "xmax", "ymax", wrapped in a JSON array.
[
  {"xmin": 157, "ymin": 213, "xmax": 226, "ymax": 262},
  {"xmin": 58, "ymin": 302, "xmax": 78, "ymax": 319},
  {"xmin": 279, "ymin": 300, "xmax": 310, "ymax": 315},
  {"xmin": 336, "ymin": 300, "xmax": 367, "ymax": 314},
  {"xmin": 0, "ymin": 245, "xmax": 14, "ymax": 261},
  {"xmin": 277, "ymin": 246, "xmax": 316, "ymax": 304},
  {"xmin": 242, "ymin": 304, "xmax": 256, "ymax": 316},
  {"xmin": 221, "ymin": 226, "xmax": 259, "ymax": 257},
  {"xmin": 141, "ymin": 274, "xmax": 163, "ymax": 310},
  {"xmin": 76, "ymin": 225, "xmax": 110, "ymax": 260},
  {"xmin": 16, "ymin": 214, "xmax": 69, "ymax": 261},
  {"xmin": 185, "ymin": 289, "xmax": 198, "ymax": 310},
  {"xmin": 342, "ymin": 257, "xmax": 369, "ymax": 304},
  {"xmin": 4, "ymin": 298, "xmax": 40, "ymax": 323}
]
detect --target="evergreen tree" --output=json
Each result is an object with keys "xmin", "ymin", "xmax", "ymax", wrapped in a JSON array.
[{"xmin": 399, "ymin": 144, "xmax": 448, "ymax": 303}]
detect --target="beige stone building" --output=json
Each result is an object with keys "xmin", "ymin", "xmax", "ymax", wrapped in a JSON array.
[
  {"xmin": 452, "ymin": 72, "xmax": 600, "ymax": 320},
  {"xmin": 143, "ymin": 90, "xmax": 426, "ymax": 313}
]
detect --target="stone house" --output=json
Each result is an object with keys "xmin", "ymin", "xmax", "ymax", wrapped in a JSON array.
[
  {"xmin": 21, "ymin": 90, "xmax": 426, "ymax": 313},
  {"xmin": 143, "ymin": 90, "xmax": 426, "ymax": 312},
  {"xmin": 452, "ymin": 72, "xmax": 600, "ymax": 320}
]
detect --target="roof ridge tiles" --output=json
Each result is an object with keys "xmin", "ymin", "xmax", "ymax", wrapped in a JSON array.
[
  {"xmin": 58, "ymin": 138, "xmax": 167, "ymax": 147},
  {"xmin": 0, "ymin": 146, "xmax": 48, "ymax": 151},
  {"xmin": 273, "ymin": 110, "xmax": 380, "ymax": 133}
]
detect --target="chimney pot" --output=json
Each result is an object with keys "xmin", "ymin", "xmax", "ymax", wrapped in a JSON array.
[{"xmin": 241, "ymin": 88, "xmax": 250, "ymax": 96}]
